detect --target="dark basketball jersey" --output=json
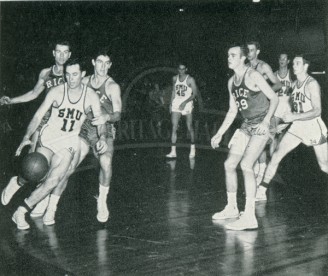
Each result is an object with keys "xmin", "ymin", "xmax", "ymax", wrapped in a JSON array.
[
  {"xmin": 231, "ymin": 68, "xmax": 269, "ymax": 120},
  {"xmin": 42, "ymin": 66, "xmax": 65, "ymax": 94},
  {"xmin": 86, "ymin": 76, "xmax": 113, "ymax": 118}
]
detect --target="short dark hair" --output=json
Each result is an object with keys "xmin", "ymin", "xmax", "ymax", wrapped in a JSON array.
[
  {"xmin": 294, "ymin": 53, "xmax": 311, "ymax": 66},
  {"xmin": 65, "ymin": 57, "xmax": 85, "ymax": 72},
  {"xmin": 93, "ymin": 48, "xmax": 112, "ymax": 61},
  {"xmin": 279, "ymin": 52, "xmax": 290, "ymax": 60},
  {"xmin": 177, "ymin": 62, "xmax": 188, "ymax": 68},
  {"xmin": 228, "ymin": 43, "xmax": 249, "ymax": 57},
  {"xmin": 54, "ymin": 41, "xmax": 71, "ymax": 51},
  {"xmin": 246, "ymin": 41, "xmax": 260, "ymax": 50}
]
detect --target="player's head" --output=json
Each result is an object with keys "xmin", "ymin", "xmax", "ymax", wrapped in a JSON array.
[
  {"xmin": 177, "ymin": 62, "xmax": 188, "ymax": 76},
  {"xmin": 92, "ymin": 49, "xmax": 112, "ymax": 77},
  {"xmin": 53, "ymin": 41, "xmax": 71, "ymax": 66},
  {"xmin": 227, "ymin": 43, "xmax": 248, "ymax": 70},
  {"xmin": 293, "ymin": 54, "xmax": 310, "ymax": 75},
  {"xmin": 246, "ymin": 41, "xmax": 260, "ymax": 61},
  {"xmin": 65, "ymin": 58, "xmax": 86, "ymax": 89},
  {"xmin": 278, "ymin": 52, "xmax": 290, "ymax": 68}
]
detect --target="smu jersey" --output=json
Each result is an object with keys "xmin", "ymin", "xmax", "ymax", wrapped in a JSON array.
[
  {"xmin": 291, "ymin": 76, "xmax": 316, "ymax": 113},
  {"xmin": 45, "ymin": 83, "xmax": 87, "ymax": 135},
  {"xmin": 42, "ymin": 66, "xmax": 65, "ymax": 94},
  {"xmin": 231, "ymin": 68, "xmax": 269, "ymax": 120},
  {"xmin": 86, "ymin": 76, "xmax": 113, "ymax": 119},
  {"xmin": 275, "ymin": 70, "xmax": 293, "ymax": 97},
  {"xmin": 175, "ymin": 75, "xmax": 193, "ymax": 99}
]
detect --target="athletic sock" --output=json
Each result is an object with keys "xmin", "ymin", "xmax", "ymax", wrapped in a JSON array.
[{"xmin": 227, "ymin": 192, "xmax": 237, "ymax": 209}]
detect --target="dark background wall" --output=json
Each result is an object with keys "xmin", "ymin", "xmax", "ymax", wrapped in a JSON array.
[{"xmin": 0, "ymin": 0, "xmax": 327, "ymax": 149}]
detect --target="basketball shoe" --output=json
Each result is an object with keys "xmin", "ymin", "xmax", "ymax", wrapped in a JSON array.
[
  {"xmin": 97, "ymin": 197, "xmax": 109, "ymax": 223},
  {"xmin": 225, "ymin": 212, "xmax": 258, "ymax": 231},
  {"xmin": 30, "ymin": 195, "xmax": 50, "ymax": 217},
  {"xmin": 43, "ymin": 206, "xmax": 56, "ymax": 226},
  {"xmin": 1, "ymin": 176, "xmax": 21, "ymax": 205},
  {"xmin": 212, "ymin": 205, "xmax": 239, "ymax": 220},
  {"xmin": 12, "ymin": 207, "xmax": 30, "ymax": 230}
]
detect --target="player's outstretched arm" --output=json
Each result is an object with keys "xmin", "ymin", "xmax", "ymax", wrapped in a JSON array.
[
  {"xmin": 16, "ymin": 87, "xmax": 59, "ymax": 156},
  {"xmin": 9, "ymin": 68, "xmax": 50, "ymax": 104}
]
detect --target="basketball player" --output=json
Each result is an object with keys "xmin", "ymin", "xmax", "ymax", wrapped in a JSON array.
[
  {"xmin": 9, "ymin": 58, "xmax": 107, "ymax": 230},
  {"xmin": 40, "ymin": 50, "xmax": 122, "ymax": 225},
  {"xmin": 211, "ymin": 43, "xmax": 278, "ymax": 230},
  {"xmin": 256, "ymin": 54, "xmax": 328, "ymax": 201},
  {"xmin": 166, "ymin": 63, "xmax": 198, "ymax": 158},
  {"xmin": 246, "ymin": 41, "xmax": 283, "ymax": 185},
  {"xmin": 270, "ymin": 52, "xmax": 293, "ymax": 155},
  {"xmin": 0, "ymin": 41, "xmax": 71, "ymax": 152},
  {"xmin": 1, "ymin": 41, "xmax": 71, "ymax": 216}
]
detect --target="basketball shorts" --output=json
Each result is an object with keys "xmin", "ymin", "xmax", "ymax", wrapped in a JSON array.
[
  {"xmin": 287, "ymin": 117, "xmax": 328, "ymax": 146},
  {"xmin": 39, "ymin": 124, "xmax": 79, "ymax": 156},
  {"xmin": 274, "ymin": 98, "xmax": 292, "ymax": 119},
  {"xmin": 228, "ymin": 115, "xmax": 276, "ymax": 153},
  {"xmin": 79, "ymin": 119, "xmax": 116, "ymax": 148},
  {"xmin": 37, "ymin": 108, "xmax": 52, "ymax": 132},
  {"xmin": 171, "ymin": 98, "xmax": 193, "ymax": 115}
]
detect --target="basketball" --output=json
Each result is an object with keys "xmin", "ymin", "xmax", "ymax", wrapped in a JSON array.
[{"xmin": 20, "ymin": 152, "xmax": 49, "ymax": 183}]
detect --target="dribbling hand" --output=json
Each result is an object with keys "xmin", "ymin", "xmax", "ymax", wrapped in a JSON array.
[
  {"xmin": 96, "ymin": 139, "xmax": 108, "ymax": 155},
  {"xmin": 16, "ymin": 137, "xmax": 32, "ymax": 156},
  {"xmin": 211, "ymin": 134, "xmax": 222, "ymax": 149}
]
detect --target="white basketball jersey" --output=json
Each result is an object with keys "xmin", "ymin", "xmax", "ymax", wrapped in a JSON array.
[
  {"xmin": 291, "ymin": 76, "xmax": 315, "ymax": 113},
  {"xmin": 45, "ymin": 83, "xmax": 87, "ymax": 135},
  {"xmin": 275, "ymin": 69, "xmax": 293, "ymax": 98},
  {"xmin": 175, "ymin": 75, "xmax": 192, "ymax": 99}
]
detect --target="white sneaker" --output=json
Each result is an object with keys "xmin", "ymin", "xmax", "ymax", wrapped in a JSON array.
[
  {"xmin": 43, "ymin": 207, "xmax": 56, "ymax": 226},
  {"xmin": 1, "ymin": 176, "xmax": 21, "ymax": 205},
  {"xmin": 225, "ymin": 213, "xmax": 258, "ymax": 231},
  {"xmin": 166, "ymin": 152, "xmax": 177, "ymax": 158},
  {"xmin": 97, "ymin": 197, "xmax": 109, "ymax": 223},
  {"xmin": 12, "ymin": 208, "xmax": 30, "ymax": 230},
  {"xmin": 212, "ymin": 205, "xmax": 239, "ymax": 220},
  {"xmin": 30, "ymin": 195, "xmax": 50, "ymax": 217},
  {"xmin": 255, "ymin": 186, "xmax": 267, "ymax": 202}
]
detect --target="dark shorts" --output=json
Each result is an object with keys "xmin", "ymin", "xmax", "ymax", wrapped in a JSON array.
[
  {"xmin": 79, "ymin": 119, "xmax": 116, "ymax": 147},
  {"xmin": 240, "ymin": 114, "xmax": 277, "ymax": 141}
]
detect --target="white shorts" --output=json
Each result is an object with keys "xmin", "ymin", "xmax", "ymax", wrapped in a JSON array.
[
  {"xmin": 228, "ymin": 129, "xmax": 250, "ymax": 154},
  {"xmin": 287, "ymin": 117, "xmax": 327, "ymax": 146},
  {"xmin": 171, "ymin": 98, "xmax": 193, "ymax": 115},
  {"xmin": 39, "ymin": 124, "xmax": 79, "ymax": 156},
  {"xmin": 274, "ymin": 98, "xmax": 292, "ymax": 119}
]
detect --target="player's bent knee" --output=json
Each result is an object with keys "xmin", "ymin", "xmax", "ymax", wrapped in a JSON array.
[
  {"xmin": 224, "ymin": 159, "xmax": 238, "ymax": 172},
  {"xmin": 239, "ymin": 159, "xmax": 254, "ymax": 173}
]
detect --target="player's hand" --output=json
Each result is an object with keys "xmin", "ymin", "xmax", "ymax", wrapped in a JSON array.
[
  {"xmin": 211, "ymin": 133, "xmax": 222, "ymax": 149},
  {"xmin": 276, "ymin": 123, "xmax": 289, "ymax": 134},
  {"xmin": 179, "ymin": 102, "xmax": 186, "ymax": 111},
  {"xmin": 0, "ymin": 96, "xmax": 11, "ymax": 105},
  {"xmin": 282, "ymin": 113, "xmax": 295, "ymax": 123},
  {"xmin": 254, "ymin": 120, "xmax": 270, "ymax": 135},
  {"xmin": 92, "ymin": 114, "xmax": 110, "ymax": 126},
  {"xmin": 96, "ymin": 139, "xmax": 108, "ymax": 155},
  {"xmin": 16, "ymin": 137, "xmax": 31, "ymax": 156}
]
